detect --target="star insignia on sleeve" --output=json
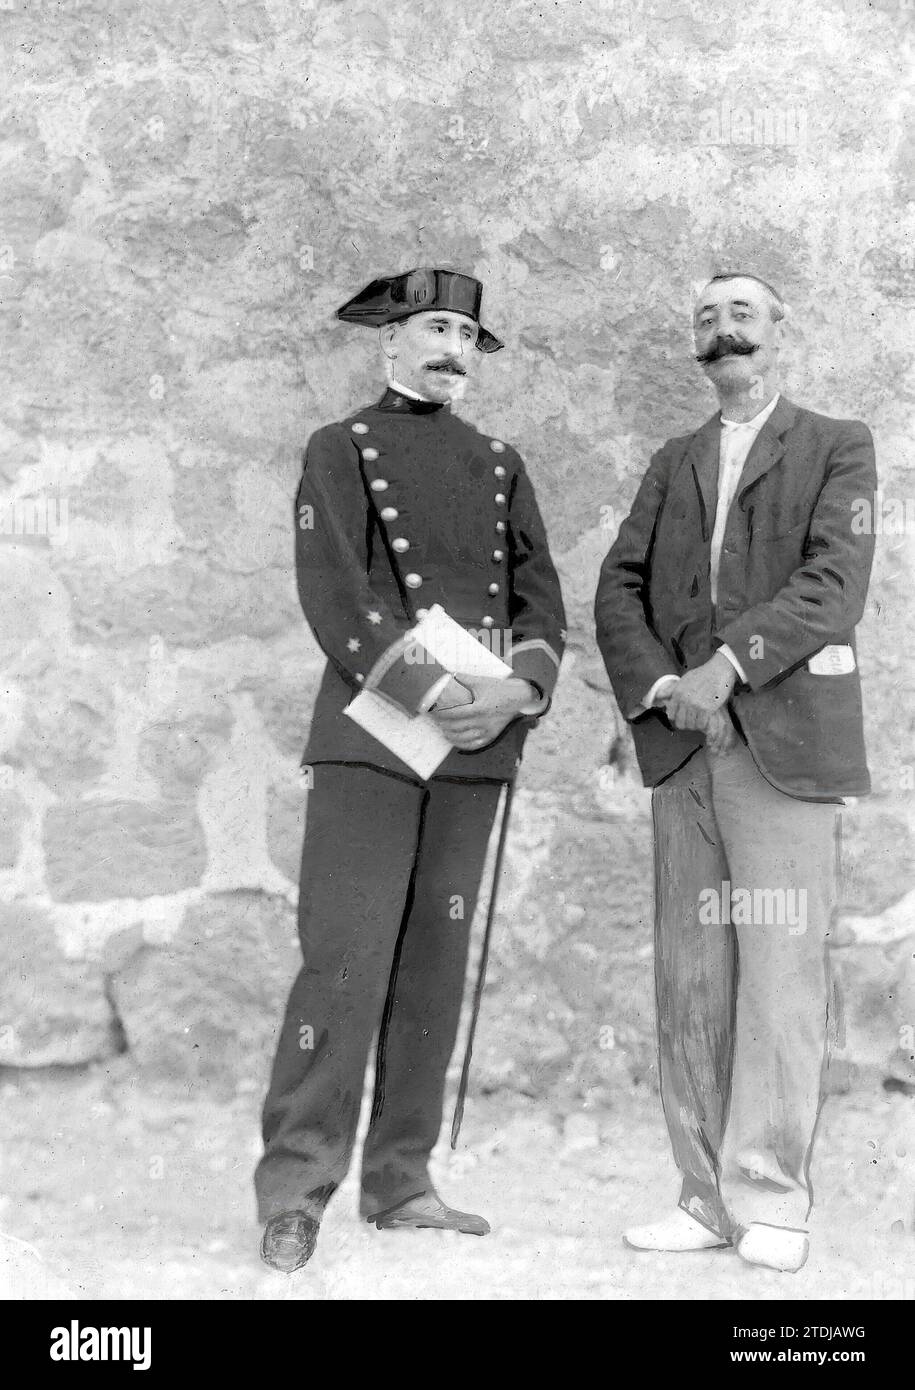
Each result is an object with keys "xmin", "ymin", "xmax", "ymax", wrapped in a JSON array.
[
  {"xmin": 366, "ymin": 610, "xmax": 382, "ymax": 625},
  {"xmin": 347, "ymin": 637, "xmax": 361, "ymax": 652}
]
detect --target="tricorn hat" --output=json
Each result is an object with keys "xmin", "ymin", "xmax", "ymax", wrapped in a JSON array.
[{"xmin": 336, "ymin": 266, "xmax": 504, "ymax": 352}]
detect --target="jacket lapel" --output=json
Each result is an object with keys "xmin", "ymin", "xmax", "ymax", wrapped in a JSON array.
[
  {"xmin": 735, "ymin": 395, "xmax": 798, "ymax": 502},
  {"xmin": 682, "ymin": 414, "xmax": 722, "ymax": 541},
  {"xmin": 682, "ymin": 396, "xmax": 800, "ymax": 536}
]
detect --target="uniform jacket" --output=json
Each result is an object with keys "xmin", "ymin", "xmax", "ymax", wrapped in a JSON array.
[
  {"xmin": 295, "ymin": 386, "xmax": 566, "ymax": 782},
  {"xmin": 594, "ymin": 396, "xmax": 877, "ymax": 799}
]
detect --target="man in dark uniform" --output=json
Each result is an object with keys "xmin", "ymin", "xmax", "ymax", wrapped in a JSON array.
[{"xmin": 257, "ymin": 267, "xmax": 566, "ymax": 1271}]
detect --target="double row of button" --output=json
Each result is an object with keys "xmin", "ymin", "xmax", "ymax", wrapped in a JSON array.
[{"xmin": 355, "ymin": 421, "xmax": 509, "ymax": 624}]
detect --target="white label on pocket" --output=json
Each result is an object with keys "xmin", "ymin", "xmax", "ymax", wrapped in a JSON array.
[{"xmin": 808, "ymin": 644, "xmax": 856, "ymax": 675}]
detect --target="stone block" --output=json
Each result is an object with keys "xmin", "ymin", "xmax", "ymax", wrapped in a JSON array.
[
  {"xmin": 0, "ymin": 905, "xmax": 116, "ymax": 1067},
  {"xmin": 107, "ymin": 891, "xmax": 301, "ymax": 1098},
  {"xmin": 44, "ymin": 798, "xmax": 206, "ymax": 901}
]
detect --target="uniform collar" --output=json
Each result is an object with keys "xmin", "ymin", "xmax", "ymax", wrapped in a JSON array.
[
  {"xmin": 389, "ymin": 377, "xmax": 430, "ymax": 401},
  {"xmin": 376, "ymin": 385, "xmax": 448, "ymax": 414}
]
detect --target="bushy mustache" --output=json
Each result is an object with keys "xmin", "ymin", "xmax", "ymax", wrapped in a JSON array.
[
  {"xmin": 425, "ymin": 359, "xmax": 466, "ymax": 375},
  {"xmin": 695, "ymin": 335, "xmax": 760, "ymax": 365}
]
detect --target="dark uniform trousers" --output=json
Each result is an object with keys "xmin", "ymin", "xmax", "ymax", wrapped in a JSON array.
[{"xmin": 255, "ymin": 765, "xmax": 503, "ymax": 1223}]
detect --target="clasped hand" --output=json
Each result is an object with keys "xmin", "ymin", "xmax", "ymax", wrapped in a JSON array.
[
  {"xmin": 659, "ymin": 653, "xmax": 738, "ymax": 755},
  {"xmin": 429, "ymin": 675, "xmax": 537, "ymax": 751}
]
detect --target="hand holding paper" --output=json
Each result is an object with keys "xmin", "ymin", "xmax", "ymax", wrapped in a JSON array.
[
  {"xmin": 344, "ymin": 605, "xmax": 524, "ymax": 776},
  {"xmin": 414, "ymin": 606, "xmax": 534, "ymax": 750},
  {"xmin": 430, "ymin": 674, "xmax": 537, "ymax": 750}
]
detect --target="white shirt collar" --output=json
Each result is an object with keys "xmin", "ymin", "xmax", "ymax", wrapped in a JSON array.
[
  {"xmin": 389, "ymin": 378, "xmax": 431, "ymax": 402},
  {"xmin": 720, "ymin": 392, "xmax": 780, "ymax": 431}
]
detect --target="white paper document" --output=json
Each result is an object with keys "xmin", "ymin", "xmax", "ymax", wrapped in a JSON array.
[
  {"xmin": 344, "ymin": 689, "xmax": 452, "ymax": 779},
  {"xmin": 344, "ymin": 605, "xmax": 512, "ymax": 778},
  {"xmin": 411, "ymin": 604, "xmax": 513, "ymax": 680}
]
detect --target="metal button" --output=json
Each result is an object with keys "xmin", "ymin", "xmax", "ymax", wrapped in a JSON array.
[
  {"xmin": 380, "ymin": 507, "xmax": 398, "ymax": 521},
  {"xmin": 492, "ymin": 549, "xmax": 504, "ymax": 562},
  {"xmin": 481, "ymin": 616, "xmax": 494, "ymax": 627},
  {"xmin": 392, "ymin": 537, "xmax": 410, "ymax": 553},
  {"xmin": 362, "ymin": 447, "xmax": 379, "ymax": 461},
  {"xmin": 405, "ymin": 573, "xmax": 423, "ymax": 589},
  {"xmin": 495, "ymin": 521, "xmax": 506, "ymax": 533},
  {"xmin": 494, "ymin": 465, "xmax": 506, "ymax": 479},
  {"xmin": 490, "ymin": 440, "xmax": 505, "ymax": 452},
  {"xmin": 488, "ymin": 583, "xmax": 499, "ymax": 595},
  {"xmin": 352, "ymin": 422, "xmax": 369, "ymax": 434},
  {"xmin": 370, "ymin": 478, "xmax": 388, "ymax": 492},
  {"xmin": 494, "ymin": 493, "xmax": 506, "ymax": 505}
]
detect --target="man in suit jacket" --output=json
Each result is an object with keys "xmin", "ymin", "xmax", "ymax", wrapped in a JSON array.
[
  {"xmin": 257, "ymin": 267, "xmax": 566, "ymax": 1271},
  {"xmin": 594, "ymin": 272, "xmax": 876, "ymax": 1272}
]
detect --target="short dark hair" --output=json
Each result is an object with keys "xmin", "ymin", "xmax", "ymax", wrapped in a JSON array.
[{"xmin": 705, "ymin": 272, "xmax": 786, "ymax": 322}]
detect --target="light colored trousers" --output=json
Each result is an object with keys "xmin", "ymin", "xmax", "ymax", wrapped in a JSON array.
[{"xmin": 651, "ymin": 736, "xmax": 841, "ymax": 1237}]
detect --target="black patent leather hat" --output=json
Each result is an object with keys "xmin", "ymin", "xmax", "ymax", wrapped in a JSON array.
[{"xmin": 336, "ymin": 266, "xmax": 504, "ymax": 352}]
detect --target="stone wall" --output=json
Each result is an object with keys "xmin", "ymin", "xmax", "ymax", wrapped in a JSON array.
[{"xmin": 0, "ymin": 0, "xmax": 913, "ymax": 1103}]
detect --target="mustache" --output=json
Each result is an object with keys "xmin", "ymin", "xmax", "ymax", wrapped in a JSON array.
[
  {"xmin": 695, "ymin": 335, "xmax": 760, "ymax": 365},
  {"xmin": 425, "ymin": 359, "xmax": 467, "ymax": 375}
]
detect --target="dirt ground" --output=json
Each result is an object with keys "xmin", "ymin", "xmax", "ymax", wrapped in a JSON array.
[{"xmin": 1, "ymin": 1058, "xmax": 912, "ymax": 1301}]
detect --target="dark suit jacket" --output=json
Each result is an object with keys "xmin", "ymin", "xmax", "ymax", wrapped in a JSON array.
[
  {"xmin": 594, "ymin": 396, "xmax": 877, "ymax": 798},
  {"xmin": 296, "ymin": 387, "xmax": 566, "ymax": 783}
]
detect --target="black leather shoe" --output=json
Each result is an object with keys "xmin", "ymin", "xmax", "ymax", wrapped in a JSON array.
[
  {"xmin": 260, "ymin": 1211, "xmax": 320, "ymax": 1272},
  {"xmin": 368, "ymin": 1189, "xmax": 490, "ymax": 1236}
]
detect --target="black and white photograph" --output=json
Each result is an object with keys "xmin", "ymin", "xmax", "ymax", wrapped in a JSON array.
[{"xmin": 0, "ymin": 0, "xmax": 912, "ymax": 1343}]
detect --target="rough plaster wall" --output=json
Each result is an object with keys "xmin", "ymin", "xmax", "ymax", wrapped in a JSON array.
[{"xmin": 0, "ymin": 0, "xmax": 912, "ymax": 1101}]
